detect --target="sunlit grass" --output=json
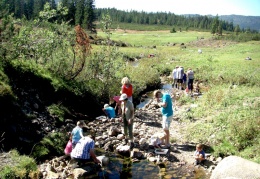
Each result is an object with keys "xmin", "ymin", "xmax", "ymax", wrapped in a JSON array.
[
  {"xmin": 93, "ymin": 29, "xmax": 260, "ymax": 163},
  {"xmin": 97, "ymin": 30, "xmax": 212, "ymax": 46}
]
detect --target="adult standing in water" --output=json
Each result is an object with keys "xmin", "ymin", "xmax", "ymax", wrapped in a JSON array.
[
  {"xmin": 153, "ymin": 90, "xmax": 173, "ymax": 149},
  {"xmin": 119, "ymin": 93, "xmax": 135, "ymax": 148},
  {"xmin": 121, "ymin": 77, "xmax": 133, "ymax": 102}
]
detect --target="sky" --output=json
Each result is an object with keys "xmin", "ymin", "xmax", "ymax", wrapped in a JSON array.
[{"xmin": 95, "ymin": 0, "xmax": 260, "ymax": 16}]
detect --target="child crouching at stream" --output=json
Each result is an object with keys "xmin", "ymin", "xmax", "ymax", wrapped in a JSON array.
[
  {"xmin": 194, "ymin": 143, "xmax": 206, "ymax": 165},
  {"xmin": 149, "ymin": 133, "xmax": 166, "ymax": 149}
]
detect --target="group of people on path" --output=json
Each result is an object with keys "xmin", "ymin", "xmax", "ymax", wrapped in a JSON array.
[
  {"xmin": 172, "ymin": 66, "xmax": 195, "ymax": 94},
  {"xmin": 64, "ymin": 74, "xmax": 205, "ymax": 167}
]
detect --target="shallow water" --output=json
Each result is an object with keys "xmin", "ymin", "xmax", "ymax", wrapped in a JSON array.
[
  {"xmin": 136, "ymin": 83, "xmax": 173, "ymax": 109},
  {"xmin": 97, "ymin": 154, "xmax": 207, "ymax": 179}
]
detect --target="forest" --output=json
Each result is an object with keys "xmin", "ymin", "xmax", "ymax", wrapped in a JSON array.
[{"xmin": 2, "ymin": 0, "xmax": 258, "ymax": 34}]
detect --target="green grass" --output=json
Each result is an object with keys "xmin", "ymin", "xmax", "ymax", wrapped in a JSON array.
[
  {"xmin": 95, "ymin": 29, "xmax": 260, "ymax": 163},
  {"xmin": 1, "ymin": 19, "xmax": 259, "ymax": 164},
  {"xmin": 0, "ymin": 150, "xmax": 38, "ymax": 179},
  {"xmin": 97, "ymin": 30, "xmax": 211, "ymax": 46}
]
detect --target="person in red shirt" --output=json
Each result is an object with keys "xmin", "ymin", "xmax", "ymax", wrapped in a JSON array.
[{"xmin": 120, "ymin": 77, "xmax": 133, "ymax": 102}]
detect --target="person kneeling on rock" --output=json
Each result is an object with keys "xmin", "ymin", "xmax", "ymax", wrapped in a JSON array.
[
  {"xmin": 70, "ymin": 135, "xmax": 101, "ymax": 166},
  {"xmin": 103, "ymin": 104, "xmax": 116, "ymax": 119}
]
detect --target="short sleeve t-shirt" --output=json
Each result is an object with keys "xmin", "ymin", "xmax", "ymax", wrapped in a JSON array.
[
  {"xmin": 71, "ymin": 137, "xmax": 95, "ymax": 160},
  {"xmin": 187, "ymin": 70, "xmax": 194, "ymax": 79},
  {"xmin": 122, "ymin": 84, "xmax": 133, "ymax": 97},
  {"xmin": 105, "ymin": 107, "xmax": 116, "ymax": 118},
  {"xmin": 194, "ymin": 150, "xmax": 205, "ymax": 158},
  {"xmin": 71, "ymin": 126, "xmax": 83, "ymax": 144},
  {"xmin": 113, "ymin": 96, "xmax": 120, "ymax": 103},
  {"xmin": 161, "ymin": 93, "xmax": 173, "ymax": 117},
  {"xmin": 121, "ymin": 100, "xmax": 134, "ymax": 120}
]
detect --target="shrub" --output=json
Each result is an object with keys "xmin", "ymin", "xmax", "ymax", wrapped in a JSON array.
[
  {"xmin": 47, "ymin": 103, "xmax": 71, "ymax": 122},
  {"xmin": 31, "ymin": 132, "xmax": 67, "ymax": 161},
  {"xmin": 170, "ymin": 27, "xmax": 176, "ymax": 33},
  {"xmin": 0, "ymin": 150, "xmax": 38, "ymax": 179}
]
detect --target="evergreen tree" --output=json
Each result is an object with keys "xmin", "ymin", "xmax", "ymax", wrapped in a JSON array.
[
  {"xmin": 234, "ymin": 25, "xmax": 240, "ymax": 35},
  {"xmin": 0, "ymin": 0, "xmax": 10, "ymax": 18},
  {"xmin": 211, "ymin": 15, "xmax": 219, "ymax": 34},
  {"xmin": 83, "ymin": 0, "xmax": 96, "ymax": 33},
  {"xmin": 218, "ymin": 21, "xmax": 222, "ymax": 35},
  {"xmin": 24, "ymin": 0, "xmax": 34, "ymax": 19},
  {"xmin": 50, "ymin": 0, "xmax": 56, "ymax": 9},
  {"xmin": 10, "ymin": 0, "xmax": 16, "ymax": 13},
  {"xmin": 14, "ymin": 0, "xmax": 25, "ymax": 18},
  {"xmin": 61, "ymin": 0, "xmax": 76, "ymax": 24},
  {"xmin": 33, "ymin": 0, "xmax": 46, "ymax": 18},
  {"xmin": 75, "ymin": 0, "xmax": 85, "ymax": 25}
]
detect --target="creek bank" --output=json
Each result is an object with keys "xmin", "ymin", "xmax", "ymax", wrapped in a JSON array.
[
  {"xmin": 38, "ymin": 92, "xmax": 216, "ymax": 178},
  {"xmin": 0, "ymin": 63, "xmax": 103, "ymax": 153}
]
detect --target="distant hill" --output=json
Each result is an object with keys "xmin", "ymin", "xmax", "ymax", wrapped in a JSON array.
[
  {"xmin": 219, "ymin": 15, "xmax": 260, "ymax": 32},
  {"xmin": 183, "ymin": 14, "xmax": 260, "ymax": 32}
]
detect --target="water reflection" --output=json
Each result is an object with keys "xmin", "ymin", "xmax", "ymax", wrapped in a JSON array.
[
  {"xmin": 97, "ymin": 154, "xmax": 206, "ymax": 179},
  {"xmin": 136, "ymin": 83, "xmax": 173, "ymax": 109},
  {"xmin": 98, "ymin": 155, "xmax": 160, "ymax": 179}
]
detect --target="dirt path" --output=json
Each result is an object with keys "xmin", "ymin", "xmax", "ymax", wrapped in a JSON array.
[{"xmin": 135, "ymin": 92, "xmax": 213, "ymax": 178}]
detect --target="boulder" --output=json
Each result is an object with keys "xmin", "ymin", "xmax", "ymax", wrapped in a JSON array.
[
  {"xmin": 210, "ymin": 156, "xmax": 260, "ymax": 179},
  {"xmin": 97, "ymin": 156, "xmax": 109, "ymax": 166}
]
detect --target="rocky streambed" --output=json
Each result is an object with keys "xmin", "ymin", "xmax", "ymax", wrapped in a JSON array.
[{"xmin": 38, "ymin": 91, "xmax": 222, "ymax": 179}]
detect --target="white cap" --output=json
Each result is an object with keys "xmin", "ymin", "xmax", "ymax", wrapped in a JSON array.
[
  {"xmin": 104, "ymin": 104, "xmax": 109, "ymax": 108},
  {"xmin": 119, "ymin": 93, "xmax": 128, "ymax": 101}
]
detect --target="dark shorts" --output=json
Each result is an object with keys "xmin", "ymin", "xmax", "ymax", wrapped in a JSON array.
[
  {"xmin": 188, "ymin": 79, "xmax": 194, "ymax": 90},
  {"xmin": 177, "ymin": 79, "xmax": 183, "ymax": 83}
]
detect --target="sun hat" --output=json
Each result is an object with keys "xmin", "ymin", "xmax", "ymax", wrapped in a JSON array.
[
  {"xmin": 104, "ymin": 104, "xmax": 109, "ymax": 108},
  {"xmin": 119, "ymin": 93, "xmax": 128, "ymax": 101}
]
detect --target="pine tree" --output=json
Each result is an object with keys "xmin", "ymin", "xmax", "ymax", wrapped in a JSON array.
[
  {"xmin": 211, "ymin": 15, "xmax": 219, "ymax": 34},
  {"xmin": 234, "ymin": 25, "xmax": 240, "ymax": 35},
  {"xmin": 0, "ymin": 0, "xmax": 10, "ymax": 18},
  {"xmin": 50, "ymin": 0, "xmax": 56, "ymax": 9},
  {"xmin": 33, "ymin": 0, "xmax": 45, "ymax": 18},
  {"xmin": 83, "ymin": 0, "xmax": 96, "ymax": 33},
  {"xmin": 24, "ymin": 0, "xmax": 34, "ymax": 19},
  {"xmin": 75, "ymin": 0, "xmax": 85, "ymax": 25},
  {"xmin": 218, "ymin": 22, "xmax": 222, "ymax": 35}
]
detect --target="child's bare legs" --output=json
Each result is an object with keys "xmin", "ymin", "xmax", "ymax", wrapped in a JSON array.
[
  {"xmin": 195, "ymin": 154, "xmax": 205, "ymax": 165},
  {"xmin": 164, "ymin": 129, "xmax": 170, "ymax": 146}
]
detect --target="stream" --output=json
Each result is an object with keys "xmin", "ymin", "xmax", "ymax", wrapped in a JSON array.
[{"xmin": 94, "ymin": 83, "xmax": 208, "ymax": 179}]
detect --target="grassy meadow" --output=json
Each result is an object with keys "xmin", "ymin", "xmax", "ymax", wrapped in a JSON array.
[
  {"xmin": 97, "ymin": 29, "xmax": 260, "ymax": 163},
  {"xmin": 0, "ymin": 17, "xmax": 259, "ymax": 167}
]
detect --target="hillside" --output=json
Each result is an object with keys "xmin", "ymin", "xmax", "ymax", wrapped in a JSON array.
[{"xmin": 219, "ymin": 15, "xmax": 260, "ymax": 32}]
